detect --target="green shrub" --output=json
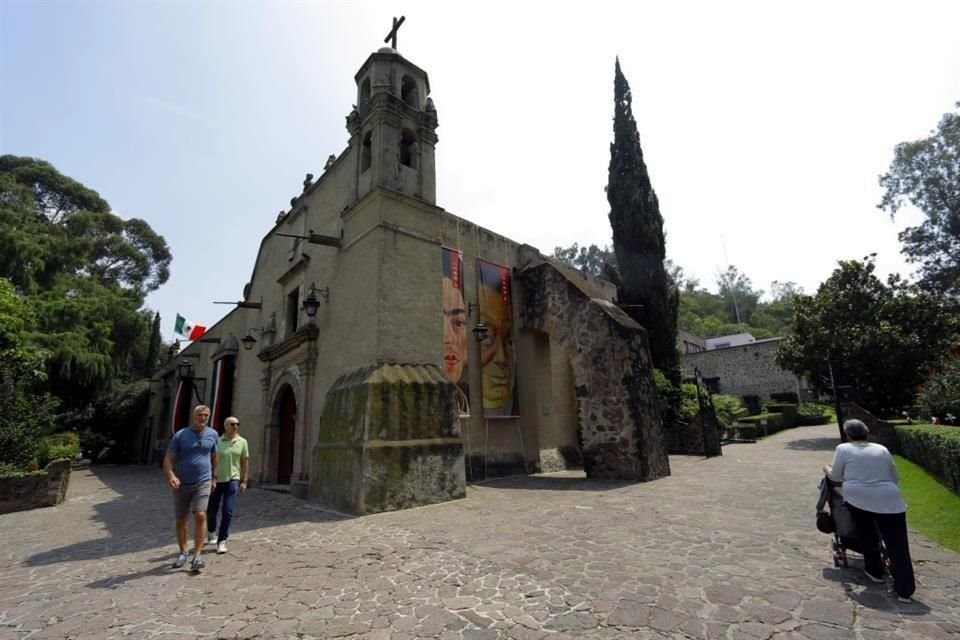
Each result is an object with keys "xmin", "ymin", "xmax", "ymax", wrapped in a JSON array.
[
  {"xmin": 895, "ymin": 425, "xmax": 960, "ymax": 495},
  {"xmin": 37, "ymin": 432, "xmax": 80, "ymax": 469},
  {"xmin": 653, "ymin": 369, "xmax": 682, "ymax": 429},
  {"xmin": 917, "ymin": 344, "xmax": 960, "ymax": 419},
  {"xmin": 796, "ymin": 402, "xmax": 832, "ymax": 425},
  {"xmin": 713, "ymin": 394, "xmax": 747, "ymax": 428},
  {"xmin": 36, "ymin": 433, "xmax": 81, "ymax": 467},
  {"xmin": 732, "ymin": 424, "xmax": 762, "ymax": 439},
  {"xmin": 0, "ymin": 462, "xmax": 45, "ymax": 479},
  {"xmin": 763, "ymin": 403, "xmax": 798, "ymax": 427}
]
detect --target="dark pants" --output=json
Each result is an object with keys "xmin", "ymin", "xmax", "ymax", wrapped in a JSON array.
[
  {"xmin": 207, "ymin": 480, "xmax": 239, "ymax": 543},
  {"xmin": 848, "ymin": 503, "xmax": 915, "ymax": 598}
]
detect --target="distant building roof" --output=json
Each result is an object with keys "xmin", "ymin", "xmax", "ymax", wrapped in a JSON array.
[{"xmin": 705, "ymin": 333, "xmax": 756, "ymax": 350}]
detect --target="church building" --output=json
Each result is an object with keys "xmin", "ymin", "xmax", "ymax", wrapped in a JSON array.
[{"xmin": 143, "ymin": 37, "xmax": 670, "ymax": 514}]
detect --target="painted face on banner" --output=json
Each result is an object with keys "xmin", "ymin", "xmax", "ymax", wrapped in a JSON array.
[
  {"xmin": 442, "ymin": 275, "xmax": 467, "ymax": 382},
  {"xmin": 477, "ymin": 262, "xmax": 516, "ymax": 414}
]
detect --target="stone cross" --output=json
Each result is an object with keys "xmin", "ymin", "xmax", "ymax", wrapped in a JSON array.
[{"xmin": 384, "ymin": 16, "xmax": 405, "ymax": 50}]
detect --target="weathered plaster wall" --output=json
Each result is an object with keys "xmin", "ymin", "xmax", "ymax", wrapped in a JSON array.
[{"xmin": 310, "ymin": 363, "xmax": 464, "ymax": 514}]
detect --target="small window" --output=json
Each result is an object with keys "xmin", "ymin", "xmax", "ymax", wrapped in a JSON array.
[
  {"xmin": 360, "ymin": 77, "xmax": 371, "ymax": 106},
  {"xmin": 286, "ymin": 289, "xmax": 299, "ymax": 337},
  {"xmin": 400, "ymin": 129, "xmax": 417, "ymax": 168},
  {"xmin": 401, "ymin": 75, "xmax": 419, "ymax": 108},
  {"xmin": 361, "ymin": 131, "xmax": 372, "ymax": 173}
]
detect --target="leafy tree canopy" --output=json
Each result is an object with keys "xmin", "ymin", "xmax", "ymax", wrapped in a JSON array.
[
  {"xmin": 551, "ymin": 243, "xmax": 617, "ymax": 279},
  {"xmin": 776, "ymin": 257, "xmax": 958, "ymax": 415},
  {"xmin": 0, "ymin": 156, "xmax": 171, "ymax": 411},
  {"xmin": 0, "ymin": 155, "xmax": 171, "ymax": 296},
  {"xmin": 878, "ymin": 103, "xmax": 960, "ymax": 301}
]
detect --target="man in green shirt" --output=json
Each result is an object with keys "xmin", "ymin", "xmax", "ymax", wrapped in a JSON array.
[{"xmin": 205, "ymin": 416, "xmax": 250, "ymax": 554}]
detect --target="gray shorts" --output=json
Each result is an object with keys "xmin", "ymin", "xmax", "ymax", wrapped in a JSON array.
[{"xmin": 173, "ymin": 482, "xmax": 212, "ymax": 519}]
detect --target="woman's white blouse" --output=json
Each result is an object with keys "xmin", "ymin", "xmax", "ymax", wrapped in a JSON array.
[{"xmin": 827, "ymin": 442, "xmax": 907, "ymax": 514}]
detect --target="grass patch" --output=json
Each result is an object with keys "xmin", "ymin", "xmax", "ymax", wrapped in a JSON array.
[{"xmin": 895, "ymin": 455, "xmax": 960, "ymax": 553}]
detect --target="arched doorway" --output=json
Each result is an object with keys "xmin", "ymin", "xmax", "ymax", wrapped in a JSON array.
[{"xmin": 276, "ymin": 385, "xmax": 296, "ymax": 484}]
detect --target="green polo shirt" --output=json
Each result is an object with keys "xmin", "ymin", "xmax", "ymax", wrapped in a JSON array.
[{"xmin": 216, "ymin": 435, "xmax": 249, "ymax": 483}]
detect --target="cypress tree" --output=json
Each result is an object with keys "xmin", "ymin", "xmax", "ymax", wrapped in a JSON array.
[
  {"xmin": 144, "ymin": 311, "xmax": 161, "ymax": 376},
  {"xmin": 607, "ymin": 59, "xmax": 680, "ymax": 388}
]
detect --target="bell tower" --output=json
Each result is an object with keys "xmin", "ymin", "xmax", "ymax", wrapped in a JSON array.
[{"xmin": 347, "ymin": 41, "xmax": 439, "ymax": 205}]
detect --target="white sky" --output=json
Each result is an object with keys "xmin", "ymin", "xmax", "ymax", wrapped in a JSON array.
[{"xmin": 2, "ymin": 1, "xmax": 958, "ymax": 337}]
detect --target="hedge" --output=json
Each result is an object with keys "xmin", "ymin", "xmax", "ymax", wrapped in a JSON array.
[
  {"xmin": 895, "ymin": 425, "xmax": 960, "ymax": 496},
  {"xmin": 732, "ymin": 412, "xmax": 790, "ymax": 439},
  {"xmin": 763, "ymin": 403, "xmax": 798, "ymax": 428}
]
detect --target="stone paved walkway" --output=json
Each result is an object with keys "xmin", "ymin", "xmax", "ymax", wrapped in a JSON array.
[{"xmin": 1, "ymin": 423, "xmax": 958, "ymax": 640}]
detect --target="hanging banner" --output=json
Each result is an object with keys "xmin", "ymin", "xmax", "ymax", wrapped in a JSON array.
[
  {"xmin": 442, "ymin": 248, "xmax": 470, "ymax": 415},
  {"xmin": 170, "ymin": 379, "xmax": 186, "ymax": 436},
  {"xmin": 208, "ymin": 359, "xmax": 224, "ymax": 433},
  {"xmin": 476, "ymin": 259, "xmax": 519, "ymax": 417}
]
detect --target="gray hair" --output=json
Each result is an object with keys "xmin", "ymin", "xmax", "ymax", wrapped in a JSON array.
[{"xmin": 843, "ymin": 419, "xmax": 869, "ymax": 441}]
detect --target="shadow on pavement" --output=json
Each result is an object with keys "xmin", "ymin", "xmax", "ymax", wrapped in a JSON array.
[
  {"xmin": 783, "ymin": 437, "xmax": 839, "ymax": 452},
  {"xmin": 820, "ymin": 567, "xmax": 930, "ymax": 615},
  {"xmin": 25, "ymin": 466, "xmax": 350, "ymax": 570},
  {"xmin": 472, "ymin": 473, "xmax": 632, "ymax": 492}
]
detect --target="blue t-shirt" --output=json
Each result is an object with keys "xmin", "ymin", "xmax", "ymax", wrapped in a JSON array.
[{"xmin": 168, "ymin": 426, "xmax": 219, "ymax": 485}]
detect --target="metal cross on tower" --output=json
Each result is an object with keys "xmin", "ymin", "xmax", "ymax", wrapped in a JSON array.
[{"xmin": 384, "ymin": 16, "xmax": 406, "ymax": 50}]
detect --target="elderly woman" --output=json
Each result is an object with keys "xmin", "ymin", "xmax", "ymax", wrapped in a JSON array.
[{"xmin": 823, "ymin": 419, "xmax": 915, "ymax": 602}]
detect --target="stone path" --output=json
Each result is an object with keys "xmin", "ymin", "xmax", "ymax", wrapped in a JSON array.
[{"xmin": 1, "ymin": 423, "xmax": 958, "ymax": 639}]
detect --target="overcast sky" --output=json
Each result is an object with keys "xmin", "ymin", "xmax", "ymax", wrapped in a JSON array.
[{"xmin": 2, "ymin": 1, "xmax": 958, "ymax": 338}]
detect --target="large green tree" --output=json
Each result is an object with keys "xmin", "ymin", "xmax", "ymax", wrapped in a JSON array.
[
  {"xmin": 0, "ymin": 278, "xmax": 57, "ymax": 467},
  {"xmin": 0, "ymin": 155, "xmax": 171, "ymax": 410},
  {"xmin": 551, "ymin": 243, "xmax": 617, "ymax": 279},
  {"xmin": 776, "ymin": 257, "xmax": 957, "ymax": 415},
  {"xmin": 878, "ymin": 103, "xmax": 960, "ymax": 301},
  {"xmin": 607, "ymin": 59, "xmax": 680, "ymax": 386},
  {"xmin": 716, "ymin": 265, "xmax": 762, "ymax": 327}
]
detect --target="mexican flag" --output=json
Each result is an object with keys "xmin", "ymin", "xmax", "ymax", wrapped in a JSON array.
[{"xmin": 174, "ymin": 314, "xmax": 206, "ymax": 340}]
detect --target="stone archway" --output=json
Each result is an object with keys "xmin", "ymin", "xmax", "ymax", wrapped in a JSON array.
[
  {"xmin": 516, "ymin": 260, "xmax": 670, "ymax": 482},
  {"xmin": 264, "ymin": 370, "xmax": 303, "ymax": 486}
]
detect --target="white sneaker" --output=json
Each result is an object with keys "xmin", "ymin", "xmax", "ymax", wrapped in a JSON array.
[
  {"xmin": 206, "ymin": 531, "xmax": 216, "ymax": 544},
  {"xmin": 216, "ymin": 541, "xmax": 227, "ymax": 554}
]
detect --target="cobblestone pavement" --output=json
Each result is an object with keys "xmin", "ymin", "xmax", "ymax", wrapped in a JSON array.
[{"xmin": 1, "ymin": 424, "xmax": 958, "ymax": 640}]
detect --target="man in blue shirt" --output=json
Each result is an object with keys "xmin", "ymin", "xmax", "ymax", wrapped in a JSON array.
[{"xmin": 164, "ymin": 404, "xmax": 219, "ymax": 571}]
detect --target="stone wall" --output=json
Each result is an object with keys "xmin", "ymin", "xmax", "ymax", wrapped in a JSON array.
[
  {"xmin": 0, "ymin": 459, "xmax": 71, "ymax": 515},
  {"xmin": 680, "ymin": 338, "xmax": 806, "ymax": 400},
  {"xmin": 665, "ymin": 411, "xmax": 722, "ymax": 457},
  {"xmin": 839, "ymin": 403, "xmax": 899, "ymax": 454},
  {"xmin": 516, "ymin": 260, "xmax": 670, "ymax": 482}
]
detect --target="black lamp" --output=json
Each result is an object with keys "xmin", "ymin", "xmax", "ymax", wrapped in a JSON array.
[
  {"xmin": 302, "ymin": 282, "xmax": 330, "ymax": 318},
  {"xmin": 241, "ymin": 333, "xmax": 258, "ymax": 351},
  {"xmin": 472, "ymin": 322, "xmax": 489, "ymax": 343},
  {"xmin": 177, "ymin": 359, "xmax": 194, "ymax": 380}
]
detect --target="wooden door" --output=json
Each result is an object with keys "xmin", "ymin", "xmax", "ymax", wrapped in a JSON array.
[{"xmin": 277, "ymin": 386, "xmax": 296, "ymax": 484}]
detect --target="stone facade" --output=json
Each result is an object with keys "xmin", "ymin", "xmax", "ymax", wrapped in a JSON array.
[
  {"xmin": 0, "ymin": 459, "xmax": 71, "ymax": 515},
  {"xmin": 516, "ymin": 259, "xmax": 669, "ymax": 481},
  {"xmin": 680, "ymin": 337, "xmax": 809, "ymax": 400},
  {"xmin": 142, "ymin": 46, "xmax": 669, "ymax": 514}
]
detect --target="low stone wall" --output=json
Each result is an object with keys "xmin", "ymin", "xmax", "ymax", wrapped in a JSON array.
[
  {"xmin": 0, "ymin": 459, "xmax": 72, "ymax": 515},
  {"xmin": 665, "ymin": 412, "xmax": 722, "ymax": 457},
  {"xmin": 839, "ymin": 403, "xmax": 899, "ymax": 453}
]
